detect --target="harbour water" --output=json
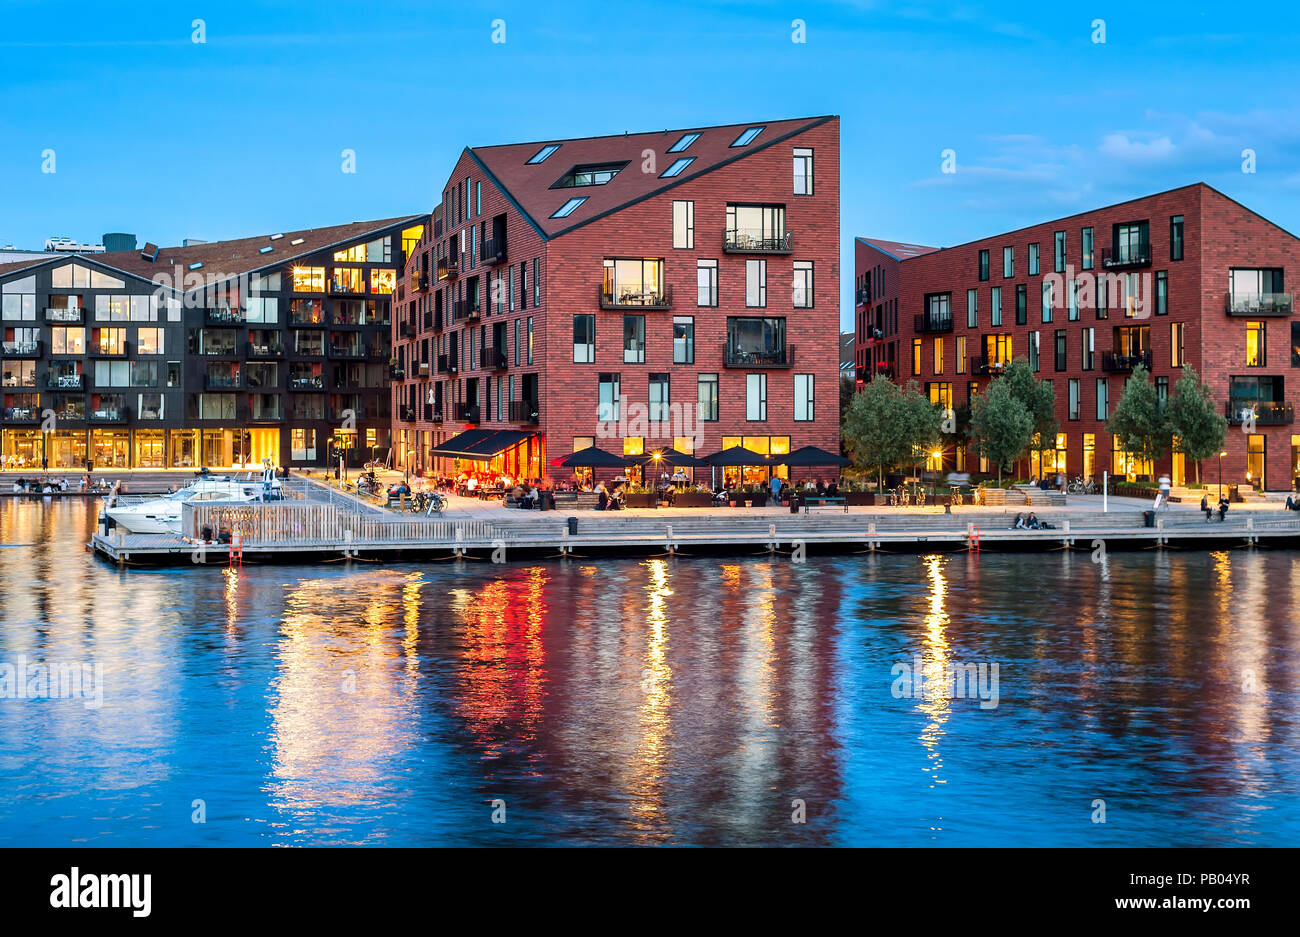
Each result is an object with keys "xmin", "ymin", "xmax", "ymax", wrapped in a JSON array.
[{"xmin": 1, "ymin": 498, "xmax": 1297, "ymax": 846}]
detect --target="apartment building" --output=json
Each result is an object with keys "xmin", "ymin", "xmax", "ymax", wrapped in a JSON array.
[
  {"xmin": 856, "ymin": 183, "xmax": 1300, "ymax": 490},
  {"xmin": 391, "ymin": 116, "xmax": 841, "ymax": 481}
]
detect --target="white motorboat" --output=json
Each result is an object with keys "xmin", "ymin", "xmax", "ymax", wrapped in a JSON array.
[{"xmin": 104, "ymin": 475, "xmax": 267, "ymax": 534}]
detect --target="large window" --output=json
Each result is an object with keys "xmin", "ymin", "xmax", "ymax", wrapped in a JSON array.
[
  {"xmin": 673, "ymin": 316, "xmax": 694, "ymax": 364},
  {"xmin": 1246, "ymin": 320, "xmax": 1266, "ymax": 367},
  {"xmin": 291, "ymin": 266, "xmax": 325, "ymax": 292},
  {"xmin": 726, "ymin": 317, "xmax": 787, "ymax": 365},
  {"xmin": 598, "ymin": 372, "xmax": 621, "ymax": 422},
  {"xmin": 990, "ymin": 286, "xmax": 1002, "ymax": 327},
  {"xmin": 1114, "ymin": 222, "xmax": 1149, "ymax": 263},
  {"xmin": 745, "ymin": 259, "xmax": 767, "ymax": 307},
  {"xmin": 573, "ymin": 314, "xmax": 595, "ymax": 363},
  {"xmin": 1041, "ymin": 279, "xmax": 1054, "ymax": 323},
  {"xmin": 746, "ymin": 373, "xmax": 767, "ymax": 421},
  {"xmin": 1, "ymin": 275, "xmax": 36, "ymax": 320},
  {"xmin": 648, "ymin": 373, "xmax": 670, "ymax": 423},
  {"xmin": 726, "ymin": 204, "xmax": 786, "ymax": 250},
  {"xmin": 1068, "ymin": 379, "xmax": 1081, "ymax": 420},
  {"xmin": 1096, "ymin": 378, "xmax": 1109, "ymax": 420},
  {"xmin": 603, "ymin": 258, "xmax": 664, "ymax": 306},
  {"xmin": 793, "ymin": 147, "xmax": 814, "ymax": 195},
  {"xmin": 697, "ymin": 374, "xmax": 719, "ymax": 422},
  {"xmin": 623, "ymin": 315, "xmax": 645, "ymax": 363},
  {"xmin": 794, "ymin": 374, "xmax": 815, "ymax": 421},
  {"xmin": 1003, "ymin": 246, "xmax": 1014, "ymax": 278},
  {"xmin": 672, "ymin": 200, "xmax": 694, "ymax": 249},
  {"xmin": 793, "ymin": 261, "xmax": 814, "ymax": 308},
  {"xmin": 697, "ymin": 259, "xmax": 718, "ymax": 307}
]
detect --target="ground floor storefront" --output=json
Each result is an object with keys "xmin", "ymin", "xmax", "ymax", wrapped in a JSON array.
[{"xmin": 0, "ymin": 425, "xmax": 393, "ymax": 471}]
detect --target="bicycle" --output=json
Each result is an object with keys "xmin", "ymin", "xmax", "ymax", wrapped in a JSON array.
[{"xmin": 424, "ymin": 492, "xmax": 446, "ymax": 517}]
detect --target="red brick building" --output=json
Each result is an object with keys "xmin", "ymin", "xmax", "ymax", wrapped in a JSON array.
[
  {"xmin": 392, "ymin": 116, "xmax": 840, "ymax": 483},
  {"xmin": 856, "ymin": 183, "xmax": 1300, "ymax": 491}
]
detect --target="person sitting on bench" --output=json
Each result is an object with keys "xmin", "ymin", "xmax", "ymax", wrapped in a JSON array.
[
  {"xmin": 1217, "ymin": 496, "xmax": 1229, "ymax": 521},
  {"xmin": 1201, "ymin": 494, "xmax": 1212, "ymax": 521}
]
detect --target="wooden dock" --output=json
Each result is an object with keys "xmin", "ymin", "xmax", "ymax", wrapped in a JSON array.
[{"xmin": 88, "ymin": 495, "xmax": 1300, "ymax": 565}]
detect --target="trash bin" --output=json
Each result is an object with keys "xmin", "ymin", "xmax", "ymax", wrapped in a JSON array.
[
  {"xmin": 1228, "ymin": 484, "xmax": 1241, "ymax": 503},
  {"xmin": 567, "ymin": 516, "xmax": 578, "ymax": 536},
  {"xmin": 790, "ymin": 497, "xmax": 800, "ymax": 514},
  {"xmin": 1142, "ymin": 510, "xmax": 1156, "ymax": 527}
]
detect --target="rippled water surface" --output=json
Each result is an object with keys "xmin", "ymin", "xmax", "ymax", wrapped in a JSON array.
[{"xmin": 1, "ymin": 498, "xmax": 1297, "ymax": 846}]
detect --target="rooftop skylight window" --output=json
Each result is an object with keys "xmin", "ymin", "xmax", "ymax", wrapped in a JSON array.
[
  {"xmin": 660, "ymin": 157, "xmax": 695, "ymax": 178},
  {"xmin": 730, "ymin": 126, "xmax": 764, "ymax": 147},
  {"xmin": 551, "ymin": 196, "xmax": 588, "ymax": 219},
  {"xmin": 667, "ymin": 132, "xmax": 701, "ymax": 153},
  {"xmin": 527, "ymin": 144, "xmax": 561, "ymax": 164}
]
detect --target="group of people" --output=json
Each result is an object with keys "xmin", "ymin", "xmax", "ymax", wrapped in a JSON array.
[
  {"xmin": 1201, "ymin": 494, "xmax": 1231, "ymax": 521},
  {"xmin": 510, "ymin": 480, "xmax": 545, "ymax": 509},
  {"xmin": 9, "ymin": 474, "xmax": 104, "ymax": 494},
  {"xmin": 1011, "ymin": 512, "xmax": 1055, "ymax": 530}
]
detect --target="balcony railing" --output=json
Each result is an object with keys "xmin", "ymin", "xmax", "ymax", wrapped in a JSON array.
[
  {"xmin": 599, "ymin": 284, "xmax": 673, "ymax": 310},
  {"xmin": 455, "ymin": 403, "xmax": 480, "ymax": 423},
  {"xmin": 249, "ymin": 404, "xmax": 284, "ymax": 422},
  {"xmin": 1225, "ymin": 292, "xmax": 1294, "ymax": 317},
  {"xmin": 724, "ymin": 230, "xmax": 793, "ymax": 254},
  {"xmin": 246, "ymin": 341, "xmax": 284, "ymax": 358},
  {"xmin": 914, "ymin": 312, "xmax": 954, "ymax": 334},
  {"xmin": 480, "ymin": 235, "xmax": 507, "ymax": 265},
  {"xmin": 481, "ymin": 346, "xmax": 508, "ymax": 370},
  {"xmin": 328, "ymin": 344, "xmax": 366, "ymax": 359},
  {"xmin": 409, "ymin": 270, "xmax": 427, "ymax": 293},
  {"xmin": 44, "ymin": 307, "xmax": 84, "ymax": 323},
  {"xmin": 204, "ymin": 308, "xmax": 244, "ymax": 325},
  {"xmin": 433, "ymin": 308, "xmax": 445, "ymax": 331},
  {"xmin": 288, "ymin": 310, "xmax": 327, "ymax": 327},
  {"xmin": 855, "ymin": 289, "xmax": 871, "ymax": 307},
  {"xmin": 399, "ymin": 320, "xmax": 416, "ymax": 338},
  {"xmin": 453, "ymin": 299, "xmax": 481, "ymax": 321},
  {"xmin": 430, "ymin": 409, "xmax": 444, "ymax": 423},
  {"xmin": 196, "ymin": 344, "xmax": 238, "ymax": 357},
  {"xmin": 46, "ymin": 373, "xmax": 84, "ymax": 390},
  {"xmin": 509, "ymin": 400, "xmax": 539, "ymax": 425},
  {"xmin": 437, "ymin": 354, "xmax": 456, "ymax": 375},
  {"xmin": 329, "ymin": 279, "xmax": 365, "ymax": 295},
  {"xmin": 204, "ymin": 374, "xmax": 242, "ymax": 390},
  {"xmin": 416, "ymin": 361, "xmax": 430, "ymax": 377},
  {"xmin": 400, "ymin": 406, "xmax": 417, "ymax": 422},
  {"xmin": 437, "ymin": 257, "xmax": 459, "ymax": 281},
  {"xmin": 52, "ymin": 408, "xmax": 86, "ymax": 422},
  {"xmin": 388, "ymin": 366, "xmax": 406, "ymax": 381},
  {"xmin": 723, "ymin": 343, "xmax": 795, "ymax": 368},
  {"xmin": 1, "ymin": 340, "xmax": 43, "ymax": 358},
  {"xmin": 89, "ymin": 340, "xmax": 128, "ymax": 358},
  {"xmin": 88, "ymin": 406, "xmax": 129, "ymax": 423},
  {"xmin": 1101, "ymin": 245, "xmax": 1152, "ymax": 269},
  {"xmin": 1226, "ymin": 401, "xmax": 1295, "ymax": 425},
  {"xmin": 1, "ymin": 407, "xmax": 40, "ymax": 423},
  {"xmin": 969, "ymin": 355, "xmax": 1010, "ymax": 376},
  {"xmin": 1101, "ymin": 350, "xmax": 1153, "ymax": 372},
  {"xmin": 289, "ymin": 376, "xmax": 325, "ymax": 391}
]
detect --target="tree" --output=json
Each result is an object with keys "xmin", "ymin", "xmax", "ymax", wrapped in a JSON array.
[
  {"xmin": 969, "ymin": 377, "xmax": 1033, "ymax": 484},
  {"xmin": 838, "ymin": 375, "xmax": 856, "ymax": 455},
  {"xmin": 842, "ymin": 378, "xmax": 941, "ymax": 487},
  {"xmin": 1167, "ymin": 365, "xmax": 1227, "ymax": 484},
  {"xmin": 1106, "ymin": 364, "xmax": 1170, "ymax": 476},
  {"xmin": 1001, "ymin": 357, "xmax": 1059, "ymax": 472}
]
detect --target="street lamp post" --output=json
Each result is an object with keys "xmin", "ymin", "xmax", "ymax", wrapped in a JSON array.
[{"xmin": 1218, "ymin": 449, "xmax": 1227, "ymax": 502}]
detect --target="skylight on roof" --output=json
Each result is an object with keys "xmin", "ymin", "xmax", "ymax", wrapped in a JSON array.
[
  {"xmin": 270, "ymin": 233, "xmax": 284, "ymax": 240},
  {"xmin": 667, "ymin": 132, "xmax": 701, "ymax": 153},
  {"xmin": 527, "ymin": 144, "xmax": 561, "ymax": 164},
  {"xmin": 550, "ymin": 196, "xmax": 588, "ymax": 219},
  {"xmin": 259, "ymin": 246, "xmax": 274, "ymax": 254},
  {"xmin": 188, "ymin": 262, "xmax": 204, "ymax": 270},
  {"xmin": 730, "ymin": 126, "xmax": 764, "ymax": 147},
  {"xmin": 660, "ymin": 157, "xmax": 695, "ymax": 178},
  {"xmin": 290, "ymin": 238, "xmax": 305, "ymax": 245},
  {"xmin": 554, "ymin": 162, "xmax": 627, "ymax": 188}
]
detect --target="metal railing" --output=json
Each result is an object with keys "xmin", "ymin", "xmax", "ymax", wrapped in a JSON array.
[
  {"xmin": 723, "ymin": 343, "xmax": 795, "ymax": 368},
  {"xmin": 599, "ymin": 284, "xmax": 672, "ymax": 309}
]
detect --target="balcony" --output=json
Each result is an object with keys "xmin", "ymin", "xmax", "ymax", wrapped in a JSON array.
[
  {"xmin": 1225, "ymin": 292, "xmax": 1294, "ymax": 317},
  {"xmin": 724, "ymin": 230, "xmax": 793, "ymax": 254},
  {"xmin": 432, "ymin": 308, "xmax": 445, "ymax": 331},
  {"xmin": 46, "ymin": 373, "xmax": 84, "ymax": 390},
  {"xmin": 1101, "ymin": 245, "xmax": 1152, "ymax": 270},
  {"xmin": 44, "ymin": 307, "xmax": 84, "ymax": 323},
  {"xmin": 88, "ymin": 406, "xmax": 129, "ymax": 424},
  {"xmin": 509, "ymin": 400, "xmax": 539, "ymax": 425},
  {"xmin": 914, "ymin": 312, "xmax": 953, "ymax": 334},
  {"xmin": 329, "ymin": 406, "xmax": 366, "ymax": 421},
  {"xmin": 204, "ymin": 374, "xmax": 242, "ymax": 390},
  {"xmin": 1226, "ymin": 401, "xmax": 1294, "ymax": 425},
  {"xmin": 328, "ymin": 343, "xmax": 366, "ymax": 359},
  {"xmin": 1101, "ymin": 350, "xmax": 1153, "ymax": 372},
  {"xmin": 437, "ymin": 354, "xmax": 456, "ymax": 375},
  {"xmin": 246, "ymin": 341, "xmax": 285, "ymax": 358},
  {"xmin": 430, "ymin": 409, "xmax": 444, "ymax": 423},
  {"xmin": 453, "ymin": 299, "xmax": 481, "ymax": 322},
  {"xmin": 480, "ymin": 235, "xmax": 507, "ymax": 265},
  {"xmin": 328, "ymin": 279, "xmax": 365, "ymax": 295},
  {"xmin": 52, "ymin": 407, "xmax": 86, "ymax": 422},
  {"xmin": 416, "ymin": 361, "xmax": 430, "ymax": 377},
  {"xmin": 1, "ymin": 340, "xmax": 42, "ymax": 358},
  {"xmin": 437, "ymin": 257, "xmax": 459, "ymax": 281},
  {"xmin": 723, "ymin": 343, "xmax": 795, "ymax": 368},
  {"xmin": 89, "ymin": 341, "xmax": 129, "ymax": 358},
  {"xmin": 455, "ymin": 403, "xmax": 480, "ymax": 423},
  {"xmin": 196, "ymin": 344, "xmax": 239, "ymax": 357},
  {"xmin": 289, "ymin": 376, "xmax": 325, "ymax": 391},
  {"xmin": 970, "ymin": 355, "xmax": 1010, "ymax": 376},
  {"xmin": 481, "ymin": 346, "xmax": 507, "ymax": 370},
  {"xmin": 249, "ymin": 403, "xmax": 283, "ymax": 422},
  {"xmin": 855, "ymin": 289, "xmax": 871, "ymax": 307},
  {"xmin": 388, "ymin": 366, "xmax": 406, "ymax": 381},
  {"xmin": 204, "ymin": 308, "xmax": 245, "ymax": 326},
  {"xmin": 288, "ymin": 311, "xmax": 327, "ymax": 327},
  {"xmin": 409, "ymin": 270, "xmax": 428, "ymax": 293},
  {"xmin": 599, "ymin": 285, "xmax": 673, "ymax": 310},
  {"xmin": 399, "ymin": 321, "xmax": 416, "ymax": 338},
  {"xmin": 1, "ymin": 407, "xmax": 40, "ymax": 423}
]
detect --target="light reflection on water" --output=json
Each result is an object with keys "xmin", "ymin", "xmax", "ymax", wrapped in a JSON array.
[{"xmin": 0, "ymin": 499, "xmax": 1298, "ymax": 846}]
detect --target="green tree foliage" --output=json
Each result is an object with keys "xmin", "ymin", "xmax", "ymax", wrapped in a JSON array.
[
  {"xmin": 1106, "ymin": 364, "xmax": 1170, "ymax": 473},
  {"xmin": 1001, "ymin": 357, "xmax": 1059, "ymax": 466},
  {"xmin": 842, "ymin": 378, "xmax": 943, "ymax": 486},
  {"xmin": 1167, "ymin": 365, "xmax": 1227, "ymax": 484},
  {"xmin": 969, "ymin": 377, "xmax": 1033, "ymax": 484}
]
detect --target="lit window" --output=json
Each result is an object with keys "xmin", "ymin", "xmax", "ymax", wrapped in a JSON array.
[
  {"xmin": 731, "ymin": 126, "xmax": 764, "ymax": 147},
  {"xmin": 660, "ymin": 157, "xmax": 695, "ymax": 178},
  {"xmin": 551, "ymin": 197, "xmax": 588, "ymax": 219},
  {"xmin": 527, "ymin": 144, "xmax": 560, "ymax": 164},
  {"xmin": 667, "ymin": 132, "xmax": 701, "ymax": 153}
]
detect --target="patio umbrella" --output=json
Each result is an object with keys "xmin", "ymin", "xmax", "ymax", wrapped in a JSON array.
[
  {"xmin": 632, "ymin": 447, "xmax": 708, "ymax": 468},
  {"xmin": 779, "ymin": 445, "xmax": 852, "ymax": 467},
  {"xmin": 703, "ymin": 446, "xmax": 772, "ymax": 467},
  {"xmin": 556, "ymin": 447, "xmax": 634, "ymax": 468}
]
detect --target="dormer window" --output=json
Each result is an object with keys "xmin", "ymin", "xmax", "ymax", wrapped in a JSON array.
[{"xmin": 553, "ymin": 162, "xmax": 627, "ymax": 188}]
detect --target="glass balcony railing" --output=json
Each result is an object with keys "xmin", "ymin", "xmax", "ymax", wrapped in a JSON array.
[
  {"xmin": 1225, "ymin": 292, "xmax": 1293, "ymax": 317},
  {"xmin": 723, "ymin": 342, "xmax": 795, "ymax": 368},
  {"xmin": 599, "ymin": 284, "xmax": 672, "ymax": 309}
]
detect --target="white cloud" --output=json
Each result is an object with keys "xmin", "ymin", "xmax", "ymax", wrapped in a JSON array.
[{"xmin": 1098, "ymin": 133, "xmax": 1176, "ymax": 162}]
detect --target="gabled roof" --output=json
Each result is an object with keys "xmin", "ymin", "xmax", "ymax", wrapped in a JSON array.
[
  {"xmin": 467, "ymin": 116, "xmax": 836, "ymax": 239},
  {"xmin": 0, "ymin": 258, "xmax": 46, "ymax": 278},
  {"xmin": 855, "ymin": 237, "xmax": 939, "ymax": 261}
]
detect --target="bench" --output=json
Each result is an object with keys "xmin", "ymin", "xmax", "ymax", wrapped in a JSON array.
[{"xmin": 802, "ymin": 496, "xmax": 847, "ymax": 514}]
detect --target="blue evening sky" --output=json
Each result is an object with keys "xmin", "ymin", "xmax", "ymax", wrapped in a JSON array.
[{"xmin": 3, "ymin": 0, "xmax": 1299, "ymax": 329}]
